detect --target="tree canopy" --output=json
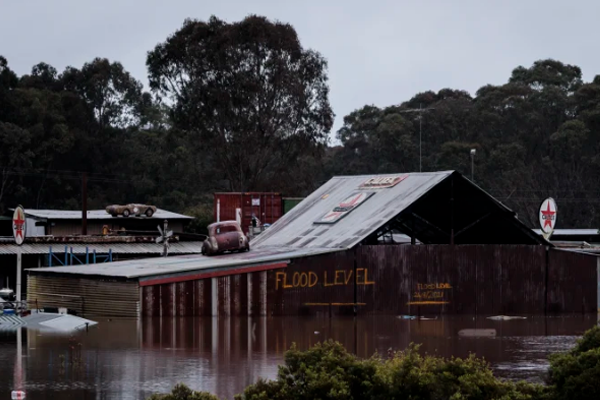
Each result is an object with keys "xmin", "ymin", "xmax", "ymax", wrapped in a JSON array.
[{"xmin": 0, "ymin": 15, "xmax": 599, "ymax": 230}]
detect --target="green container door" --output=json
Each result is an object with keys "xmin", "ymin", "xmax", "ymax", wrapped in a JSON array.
[{"xmin": 283, "ymin": 198, "xmax": 304, "ymax": 214}]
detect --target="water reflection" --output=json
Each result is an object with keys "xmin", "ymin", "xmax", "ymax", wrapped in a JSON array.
[{"xmin": 0, "ymin": 315, "xmax": 597, "ymax": 400}]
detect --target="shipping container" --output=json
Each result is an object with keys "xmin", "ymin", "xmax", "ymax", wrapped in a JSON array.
[
  {"xmin": 283, "ymin": 197, "xmax": 304, "ymax": 214},
  {"xmin": 214, "ymin": 193, "xmax": 283, "ymax": 234}
]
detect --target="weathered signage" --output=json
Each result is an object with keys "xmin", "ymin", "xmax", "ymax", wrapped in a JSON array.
[
  {"xmin": 12, "ymin": 206, "xmax": 26, "ymax": 246},
  {"xmin": 314, "ymin": 192, "xmax": 374, "ymax": 224},
  {"xmin": 359, "ymin": 174, "xmax": 408, "ymax": 189},
  {"xmin": 538, "ymin": 197, "xmax": 557, "ymax": 240}
]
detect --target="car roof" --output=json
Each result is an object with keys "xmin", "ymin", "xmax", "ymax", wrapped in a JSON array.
[{"xmin": 207, "ymin": 220, "xmax": 240, "ymax": 228}]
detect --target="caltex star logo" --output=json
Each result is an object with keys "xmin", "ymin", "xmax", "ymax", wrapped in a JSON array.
[
  {"xmin": 541, "ymin": 202, "xmax": 556, "ymax": 229},
  {"xmin": 13, "ymin": 217, "xmax": 24, "ymax": 239},
  {"xmin": 12, "ymin": 207, "xmax": 26, "ymax": 244}
]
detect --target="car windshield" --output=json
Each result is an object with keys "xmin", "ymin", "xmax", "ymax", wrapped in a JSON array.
[{"xmin": 216, "ymin": 225, "xmax": 238, "ymax": 235}]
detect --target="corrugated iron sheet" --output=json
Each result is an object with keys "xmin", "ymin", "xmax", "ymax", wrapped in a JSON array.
[
  {"xmin": 0, "ymin": 241, "xmax": 205, "ymax": 255},
  {"xmin": 252, "ymin": 172, "xmax": 452, "ymax": 250},
  {"xmin": 21, "ymin": 208, "xmax": 193, "ymax": 220},
  {"xmin": 252, "ymin": 171, "xmax": 545, "ymax": 250},
  {"xmin": 26, "ymin": 247, "xmax": 338, "ymax": 279},
  {"xmin": 547, "ymin": 248, "xmax": 598, "ymax": 313},
  {"xmin": 140, "ymin": 270, "xmax": 269, "ymax": 317},
  {"xmin": 533, "ymin": 229, "xmax": 599, "ymax": 236},
  {"xmin": 267, "ymin": 245, "xmax": 596, "ymax": 316},
  {"xmin": 27, "ymin": 274, "xmax": 139, "ymax": 317}
]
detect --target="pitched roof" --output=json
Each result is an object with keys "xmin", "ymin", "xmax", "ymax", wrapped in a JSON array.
[{"xmin": 253, "ymin": 171, "xmax": 546, "ymax": 249}]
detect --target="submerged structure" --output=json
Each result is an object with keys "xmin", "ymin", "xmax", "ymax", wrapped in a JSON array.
[{"xmin": 26, "ymin": 171, "xmax": 599, "ymax": 317}]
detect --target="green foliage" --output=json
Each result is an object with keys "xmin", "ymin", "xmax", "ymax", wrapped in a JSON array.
[
  {"xmin": 547, "ymin": 326, "xmax": 600, "ymax": 400},
  {"xmin": 147, "ymin": 383, "xmax": 220, "ymax": 400},
  {"xmin": 379, "ymin": 345, "xmax": 545, "ymax": 400},
  {"xmin": 2, "ymin": 17, "xmax": 600, "ymax": 231},
  {"xmin": 235, "ymin": 341, "xmax": 546, "ymax": 400},
  {"xmin": 236, "ymin": 340, "xmax": 382, "ymax": 400},
  {"xmin": 151, "ymin": 326, "xmax": 600, "ymax": 400},
  {"xmin": 147, "ymin": 15, "xmax": 333, "ymax": 192}
]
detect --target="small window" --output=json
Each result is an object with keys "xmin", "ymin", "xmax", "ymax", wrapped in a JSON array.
[{"xmin": 217, "ymin": 225, "xmax": 238, "ymax": 234}]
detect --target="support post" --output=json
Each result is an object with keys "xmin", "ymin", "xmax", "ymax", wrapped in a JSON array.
[
  {"xmin": 411, "ymin": 212, "xmax": 416, "ymax": 245},
  {"xmin": 597, "ymin": 257, "xmax": 600, "ymax": 318},
  {"xmin": 545, "ymin": 246, "xmax": 550, "ymax": 315},
  {"xmin": 82, "ymin": 172, "xmax": 88, "ymax": 235},
  {"xmin": 353, "ymin": 246, "xmax": 358, "ymax": 316},
  {"xmin": 450, "ymin": 176, "xmax": 455, "ymax": 245},
  {"xmin": 16, "ymin": 248, "xmax": 22, "ymax": 302}
]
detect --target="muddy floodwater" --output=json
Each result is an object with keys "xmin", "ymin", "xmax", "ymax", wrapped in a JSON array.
[{"xmin": 0, "ymin": 315, "xmax": 597, "ymax": 400}]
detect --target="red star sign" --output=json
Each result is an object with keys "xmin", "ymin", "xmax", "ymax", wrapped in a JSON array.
[
  {"xmin": 13, "ymin": 213, "xmax": 25, "ymax": 239},
  {"xmin": 541, "ymin": 202, "xmax": 556, "ymax": 228}
]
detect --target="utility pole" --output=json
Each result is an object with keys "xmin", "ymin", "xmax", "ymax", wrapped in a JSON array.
[
  {"xmin": 397, "ymin": 104, "xmax": 435, "ymax": 172},
  {"xmin": 470, "ymin": 149, "xmax": 476, "ymax": 182},
  {"xmin": 82, "ymin": 172, "xmax": 88, "ymax": 235}
]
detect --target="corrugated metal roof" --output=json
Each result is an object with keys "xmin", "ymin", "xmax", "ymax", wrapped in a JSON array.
[
  {"xmin": 0, "ymin": 241, "xmax": 205, "ymax": 255},
  {"xmin": 533, "ymin": 229, "xmax": 599, "ymax": 236},
  {"xmin": 26, "ymin": 247, "xmax": 339, "ymax": 279},
  {"xmin": 20, "ymin": 208, "xmax": 193, "ymax": 220},
  {"xmin": 252, "ymin": 172, "xmax": 453, "ymax": 250}
]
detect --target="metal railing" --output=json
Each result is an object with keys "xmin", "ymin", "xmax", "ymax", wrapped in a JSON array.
[{"xmin": 0, "ymin": 300, "xmax": 28, "ymax": 314}]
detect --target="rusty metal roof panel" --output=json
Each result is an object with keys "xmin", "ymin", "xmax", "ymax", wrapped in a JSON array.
[
  {"xmin": 0, "ymin": 241, "xmax": 205, "ymax": 255},
  {"xmin": 20, "ymin": 208, "xmax": 193, "ymax": 220},
  {"xmin": 251, "ymin": 171, "xmax": 454, "ymax": 250},
  {"xmin": 26, "ymin": 247, "xmax": 341, "ymax": 279}
]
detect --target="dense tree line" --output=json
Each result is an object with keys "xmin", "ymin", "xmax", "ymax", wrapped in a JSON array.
[{"xmin": 1, "ymin": 15, "xmax": 600, "ymax": 229}]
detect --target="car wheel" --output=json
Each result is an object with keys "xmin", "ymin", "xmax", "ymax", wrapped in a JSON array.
[
  {"xmin": 145, "ymin": 208, "xmax": 154, "ymax": 218},
  {"xmin": 122, "ymin": 209, "xmax": 130, "ymax": 218}
]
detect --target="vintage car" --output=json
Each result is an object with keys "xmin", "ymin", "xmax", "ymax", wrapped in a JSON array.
[
  {"xmin": 0, "ymin": 288, "xmax": 15, "ymax": 310},
  {"xmin": 106, "ymin": 204, "xmax": 157, "ymax": 218},
  {"xmin": 202, "ymin": 221, "xmax": 249, "ymax": 256}
]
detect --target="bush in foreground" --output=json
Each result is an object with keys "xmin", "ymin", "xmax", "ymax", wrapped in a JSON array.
[
  {"xmin": 147, "ymin": 383, "xmax": 220, "ymax": 400},
  {"xmin": 151, "ymin": 326, "xmax": 600, "ymax": 400},
  {"xmin": 547, "ymin": 326, "xmax": 600, "ymax": 400},
  {"xmin": 235, "ymin": 342, "xmax": 545, "ymax": 400}
]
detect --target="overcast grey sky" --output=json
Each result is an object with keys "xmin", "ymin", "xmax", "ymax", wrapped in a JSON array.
[{"xmin": 1, "ymin": 0, "xmax": 598, "ymax": 136}]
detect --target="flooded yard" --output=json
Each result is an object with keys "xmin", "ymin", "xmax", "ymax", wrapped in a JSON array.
[{"xmin": 0, "ymin": 315, "xmax": 597, "ymax": 399}]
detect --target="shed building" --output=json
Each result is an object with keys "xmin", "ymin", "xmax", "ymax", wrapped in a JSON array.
[{"xmin": 26, "ymin": 171, "xmax": 599, "ymax": 318}]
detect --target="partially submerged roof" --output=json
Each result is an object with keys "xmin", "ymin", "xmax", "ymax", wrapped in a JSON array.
[
  {"xmin": 19, "ymin": 208, "xmax": 193, "ymax": 220},
  {"xmin": 0, "ymin": 241, "xmax": 205, "ymax": 255},
  {"xmin": 27, "ymin": 171, "xmax": 546, "ymax": 281},
  {"xmin": 27, "ymin": 247, "xmax": 337, "ymax": 280},
  {"xmin": 253, "ymin": 171, "xmax": 545, "ymax": 249}
]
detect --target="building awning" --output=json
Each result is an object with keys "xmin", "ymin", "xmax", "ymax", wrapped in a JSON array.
[
  {"xmin": 0, "ymin": 241, "xmax": 205, "ymax": 255},
  {"xmin": 10, "ymin": 208, "xmax": 193, "ymax": 220}
]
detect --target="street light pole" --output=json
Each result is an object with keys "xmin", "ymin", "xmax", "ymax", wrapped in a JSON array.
[
  {"xmin": 419, "ymin": 104, "xmax": 422, "ymax": 173},
  {"xmin": 397, "ymin": 104, "xmax": 435, "ymax": 172}
]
